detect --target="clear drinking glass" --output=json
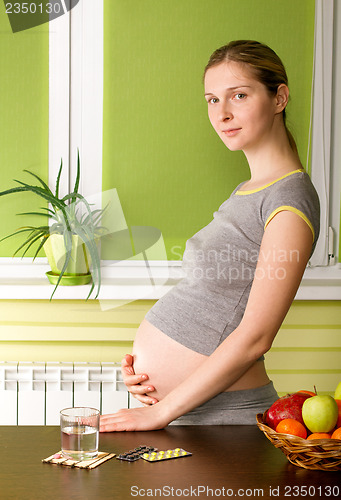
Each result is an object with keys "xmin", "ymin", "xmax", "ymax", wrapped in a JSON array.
[{"xmin": 60, "ymin": 407, "xmax": 100, "ymax": 460}]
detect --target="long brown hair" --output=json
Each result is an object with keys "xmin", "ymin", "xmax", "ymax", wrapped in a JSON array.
[{"xmin": 204, "ymin": 40, "xmax": 298, "ymax": 154}]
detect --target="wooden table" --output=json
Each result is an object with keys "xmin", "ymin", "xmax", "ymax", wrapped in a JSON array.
[{"xmin": 0, "ymin": 425, "xmax": 340, "ymax": 499}]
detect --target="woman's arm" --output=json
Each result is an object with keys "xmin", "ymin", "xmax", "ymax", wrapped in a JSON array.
[{"xmin": 100, "ymin": 210, "xmax": 313, "ymax": 431}]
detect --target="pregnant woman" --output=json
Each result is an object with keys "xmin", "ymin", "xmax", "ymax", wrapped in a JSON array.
[{"xmin": 100, "ymin": 40, "xmax": 320, "ymax": 431}]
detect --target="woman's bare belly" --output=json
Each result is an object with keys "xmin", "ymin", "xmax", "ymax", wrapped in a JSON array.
[{"xmin": 132, "ymin": 319, "xmax": 270, "ymax": 401}]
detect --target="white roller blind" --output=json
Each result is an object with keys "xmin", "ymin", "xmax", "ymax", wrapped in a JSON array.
[{"xmin": 309, "ymin": 0, "xmax": 334, "ymax": 266}]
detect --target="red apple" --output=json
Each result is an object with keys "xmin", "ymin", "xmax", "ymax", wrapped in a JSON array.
[{"xmin": 265, "ymin": 392, "xmax": 313, "ymax": 430}]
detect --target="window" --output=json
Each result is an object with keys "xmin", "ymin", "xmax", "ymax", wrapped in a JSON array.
[{"xmin": 2, "ymin": 0, "xmax": 339, "ymax": 299}]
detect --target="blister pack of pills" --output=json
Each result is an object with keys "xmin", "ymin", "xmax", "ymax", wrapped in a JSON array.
[
  {"xmin": 116, "ymin": 445, "xmax": 157, "ymax": 462},
  {"xmin": 141, "ymin": 448, "xmax": 192, "ymax": 462}
]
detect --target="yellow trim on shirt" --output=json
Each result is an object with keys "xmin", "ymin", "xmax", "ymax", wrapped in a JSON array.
[
  {"xmin": 235, "ymin": 169, "xmax": 304, "ymax": 195},
  {"xmin": 264, "ymin": 206, "xmax": 315, "ymax": 241}
]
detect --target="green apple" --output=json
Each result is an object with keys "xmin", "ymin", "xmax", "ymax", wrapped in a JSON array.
[
  {"xmin": 302, "ymin": 395, "xmax": 338, "ymax": 433},
  {"xmin": 335, "ymin": 381, "xmax": 341, "ymax": 400}
]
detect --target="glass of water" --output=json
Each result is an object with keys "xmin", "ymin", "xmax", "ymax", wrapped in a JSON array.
[{"xmin": 60, "ymin": 407, "xmax": 100, "ymax": 460}]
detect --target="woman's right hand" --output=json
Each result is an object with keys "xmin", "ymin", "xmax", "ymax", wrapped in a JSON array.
[{"xmin": 121, "ymin": 354, "xmax": 159, "ymax": 405}]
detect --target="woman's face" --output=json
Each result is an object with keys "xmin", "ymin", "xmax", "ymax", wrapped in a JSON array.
[{"xmin": 204, "ymin": 61, "xmax": 282, "ymax": 154}]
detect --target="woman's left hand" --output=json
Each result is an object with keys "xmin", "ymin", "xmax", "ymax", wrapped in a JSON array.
[{"xmin": 99, "ymin": 404, "xmax": 169, "ymax": 432}]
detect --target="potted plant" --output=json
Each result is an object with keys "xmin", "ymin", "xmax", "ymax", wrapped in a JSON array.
[{"xmin": 0, "ymin": 152, "xmax": 105, "ymax": 299}]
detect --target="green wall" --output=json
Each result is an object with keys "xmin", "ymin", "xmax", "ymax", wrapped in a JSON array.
[
  {"xmin": 0, "ymin": 5, "xmax": 49, "ymax": 257},
  {"xmin": 102, "ymin": 0, "xmax": 315, "ymax": 260}
]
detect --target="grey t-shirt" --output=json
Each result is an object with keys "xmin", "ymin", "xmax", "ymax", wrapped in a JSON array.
[{"xmin": 145, "ymin": 169, "xmax": 320, "ymax": 357}]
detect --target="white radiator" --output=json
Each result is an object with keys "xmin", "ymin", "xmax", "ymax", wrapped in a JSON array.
[{"xmin": 0, "ymin": 362, "xmax": 142, "ymax": 425}]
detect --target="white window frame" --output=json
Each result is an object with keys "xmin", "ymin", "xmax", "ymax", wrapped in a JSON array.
[
  {"xmin": 49, "ymin": 0, "xmax": 103, "ymax": 200},
  {"xmin": 309, "ymin": 0, "xmax": 339, "ymax": 268},
  {"xmin": 329, "ymin": 0, "xmax": 341, "ymax": 265}
]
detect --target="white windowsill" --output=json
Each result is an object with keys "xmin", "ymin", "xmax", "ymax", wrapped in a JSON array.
[
  {"xmin": 0, "ymin": 258, "xmax": 340, "ymax": 301},
  {"xmin": 0, "ymin": 258, "xmax": 181, "ymax": 300},
  {"xmin": 294, "ymin": 264, "xmax": 341, "ymax": 300}
]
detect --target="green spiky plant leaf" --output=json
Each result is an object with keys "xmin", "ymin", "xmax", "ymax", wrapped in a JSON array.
[{"xmin": 0, "ymin": 151, "xmax": 105, "ymax": 299}]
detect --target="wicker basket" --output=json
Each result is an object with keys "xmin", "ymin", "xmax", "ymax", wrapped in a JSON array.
[{"xmin": 256, "ymin": 412, "xmax": 341, "ymax": 471}]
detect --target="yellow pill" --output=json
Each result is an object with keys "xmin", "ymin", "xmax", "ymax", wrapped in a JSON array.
[{"xmin": 175, "ymin": 448, "xmax": 181, "ymax": 452}]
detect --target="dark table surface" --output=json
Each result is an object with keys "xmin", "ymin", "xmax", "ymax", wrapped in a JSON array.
[{"xmin": 0, "ymin": 425, "xmax": 340, "ymax": 500}]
